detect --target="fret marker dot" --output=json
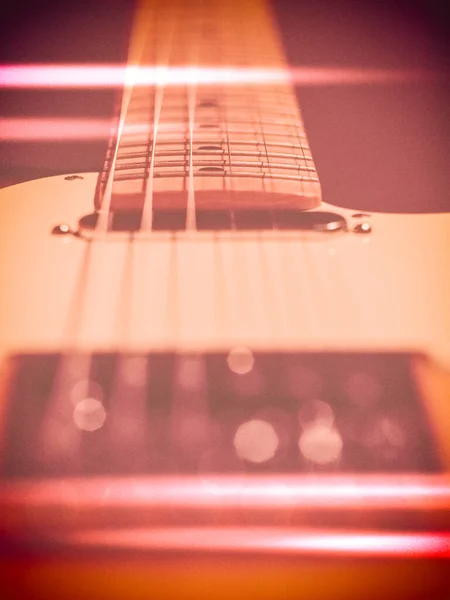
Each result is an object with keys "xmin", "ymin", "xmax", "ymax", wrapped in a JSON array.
[
  {"xmin": 197, "ymin": 145, "xmax": 222, "ymax": 151},
  {"xmin": 197, "ymin": 100, "xmax": 218, "ymax": 108},
  {"xmin": 199, "ymin": 166, "xmax": 224, "ymax": 172}
]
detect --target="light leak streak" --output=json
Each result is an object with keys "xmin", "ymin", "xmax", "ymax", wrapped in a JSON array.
[
  {"xmin": 60, "ymin": 527, "xmax": 450, "ymax": 557},
  {"xmin": 0, "ymin": 118, "xmax": 189, "ymax": 141},
  {"xmin": 0, "ymin": 64, "xmax": 438, "ymax": 89},
  {"xmin": 0, "ymin": 118, "xmax": 113, "ymax": 141},
  {"xmin": 2, "ymin": 475, "xmax": 450, "ymax": 510}
]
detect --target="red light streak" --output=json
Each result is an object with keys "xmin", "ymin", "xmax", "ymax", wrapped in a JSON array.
[
  {"xmin": 0, "ymin": 118, "xmax": 113, "ymax": 141},
  {"xmin": 59, "ymin": 527, "xmax": 450, "ymax": 557},
  {"xmin": 2, "ymin": 476, "xmax": 449, "ymax": 558},
  {"xmin": 0, "ymin": 64, "xmax": 435, "ymax": 89},
  {"xmin": 0, "ymin": 118, "xmax": 183, "ymax": 141},
  {"xmin": 2, "ymin": 474, "xmax": 450, "ymax": 510}
]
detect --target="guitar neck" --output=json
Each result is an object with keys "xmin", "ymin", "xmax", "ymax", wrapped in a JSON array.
[{"xmin": 94, "ymin": 0, "xmax": 321, "ymax": 215}]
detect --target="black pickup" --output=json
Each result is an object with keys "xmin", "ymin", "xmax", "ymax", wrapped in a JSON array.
[
  {"xmin": 78, "ymin": 209, "xmax": 348, "ymax": 233},
  {"xmin": 1, "ymin": 351, "xmax": 440, "ymax": 478}
]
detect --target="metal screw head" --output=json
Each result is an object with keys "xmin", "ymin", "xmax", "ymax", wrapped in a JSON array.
[
  {"xmin": 51, "ymin": 223, "xmax": 72, "ymax": 235},
  {"xmin": 353, "ymin": 222, "xmax": 372, "ymax": 234},
  {"xmin": 64, "ymin": 175, "xmax": 84, "ymax": 181}
]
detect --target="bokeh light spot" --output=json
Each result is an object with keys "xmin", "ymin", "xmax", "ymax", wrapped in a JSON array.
[
  {"xmin": 227, "ymin": 346, "xmax": 254, "ymax": 375},
  {"xmin": 299, "ymin": 424, "xmax": 343, "ymax": 465},
  {"xmin": 234, "ymin": 419, "xmax": 279, "ymax": 464},
  {"xmin": 73, "ymin": 398, "xmax": 107, "ymax": 432}
]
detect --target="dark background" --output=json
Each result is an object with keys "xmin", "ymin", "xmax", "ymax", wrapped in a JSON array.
[{"xmin": 0, "ymin": 0, "xmax": 449, "ymax": 213}]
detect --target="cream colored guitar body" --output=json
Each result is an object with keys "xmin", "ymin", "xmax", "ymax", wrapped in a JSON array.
[
  {"xmin": 1, "ymin": 172, "xmax": 449, "ymax": 365},
  {"xmin": 2, "ymin": 0, "xmax": 450, "ymax": 595}
]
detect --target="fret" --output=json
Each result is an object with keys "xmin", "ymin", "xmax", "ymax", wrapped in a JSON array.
[
  {"xmin": 119, "ymin": 128, "xmax": 309, "ymax": 158},
  {"xmin": 142, "ymin": 127, "xmax": 308, "ymax": 140},
  {"xmin": 117, "ymin": 149, "xmax": 314, "ymax": 163},
  {"xmin": 127, "ymin": 97, "xmax": 300, "ymax": 115},
  {"xmin": 118, "ymin": 139, "xmax": 311, "ymax": 153},
  {"xmin": 114, "ymin": 130, "xmax": 309, "ymax": 159},
  {"xmin": 126, "ymin": 88, "xmax": 299, "ymax": 104},
  {"xmin": 123, "ymin": 109, "xmax": 303, "ymax": 128},
  {"xmin": 219, "ymin": 129, "xmax": 306, "ymax": 141},
  {"xmin": 113, "ymin": 160, "xmax": 317, "ymax": 175},
  {"xmin": 104, "ymin": 142, "xmax": 314, "ymax": 174},
  {"xmin": 113, "ymin": 171, "xmax": 319, "ymax": 183}
]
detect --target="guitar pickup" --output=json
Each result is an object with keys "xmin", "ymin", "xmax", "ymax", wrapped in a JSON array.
[
  {"xmin": 0, "ymin": 351, "xmax": 441, "ymax": 478},
  {"xmin": 77, "ymin": 209, "xmax": 348, "ymax": 234}
]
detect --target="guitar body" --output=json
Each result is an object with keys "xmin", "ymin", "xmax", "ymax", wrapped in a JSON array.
[{"xmin": 1, "ymin": 172, "xmax": 449, "ymax": 361}]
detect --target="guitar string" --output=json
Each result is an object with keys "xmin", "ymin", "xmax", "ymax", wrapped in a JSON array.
[
  {"xmin": 217, "ymin": 1, "xmax": 238, "ymax": 345},
  {"xmin": 97, "ymin": 0, "xmax": 160, "ymax": 235},
  {"xmin": 219, "ymin": 3, "xmax": 235, "ymax": 228},
  {"xmin": 220, "ymin": 7, "xmax": 237, "ymax": 343},
  {"xmin": 185, "ymin": 6, "xmax": 202, "ymax": 233},
  {"xmin": 220, "ymin": 1, "xmax": 238, "ymax": 344},
  {"xmin": 172, "ymin": 3, "xmax": 212, "ymax": 444},
  {"xmin": 244, "ymin": 14, "xmax": 278, "ymax": 349},
  {"xmin": 279, "ymin": 72, "xmax": 318, "ymax": 348},
  {"xmin": 240, "ymin": 3, "xmax": 264, "ymax": 345},
  {"xmin": 101, "ymin": 0, "xmax": 181, "ymax": 466},
  {"xmin": 94, "ymin": 0, "xmax": 156, "ymax": 366},
  {"xmin": 122, "ymin": 0, "xmax": 180, "ymax": 365},
  {"xmin": 140, "ymin": 1, "xmax": 179, "ymax": 233},
  {"xmin": 98, "ymin": 0, "xmax": 157, "ymax": 437},
  {"xmin": 197, "ymin": 2, "xmax": 226, "ymax": 346},
  {"xmin": 186, "ymin": 85, "xmax": 197, "ymax": 231},
  {"xmin": 239, "ymin": 28, "xmax": 270, "ymax": 348},
  {"xmin": 36, "ymin": 242, "xmax": 94, "ymax": 470},
  {"xmin": 97, "ymin": 68, "xmax": 145, "ymax": 233}
]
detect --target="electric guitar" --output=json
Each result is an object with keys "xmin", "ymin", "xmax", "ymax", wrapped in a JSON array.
[{"xmin": 1, "ymin": 0, "xmax": 449, "ymax": 597}]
